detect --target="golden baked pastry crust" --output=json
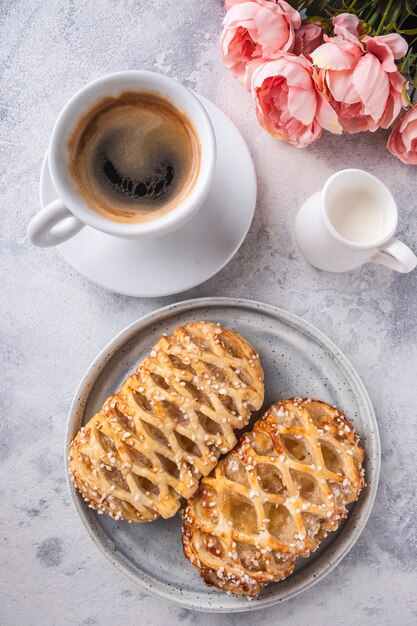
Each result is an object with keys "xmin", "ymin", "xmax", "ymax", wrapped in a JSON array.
[
  {"xmin": 69, "ymin": 322, "xmax": 264, "ymax": 522},
  {"xmin": 182, "ymin": 398, "xmax": 365, "ymax": 596}
]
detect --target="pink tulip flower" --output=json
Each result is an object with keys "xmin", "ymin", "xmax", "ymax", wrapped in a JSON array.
[
  {"xmin": 388, "ymin": 105, "xmax": 417, "ymax": 164},
  {"xmin": 220, "ymin": 0, "xmax": 301, "ymax": 80},
  {"xmin": 249, "ymin": 53, "xmax": 342, "ymax": 147},
  {"xmin": 310, "ymin": 14, "xmax": 408, "ymax": 133}
]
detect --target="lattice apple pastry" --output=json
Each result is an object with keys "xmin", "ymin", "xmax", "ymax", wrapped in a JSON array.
[
  {"xmin": 182, "ymin": 398, "xmax": 365, "ymax": 596},
  {"xmin": 69, "ymin": 322, "xmax": 264, "ymax": 522}
]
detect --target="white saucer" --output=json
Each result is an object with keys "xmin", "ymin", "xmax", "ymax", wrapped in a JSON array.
[{"xmin": 39, "ymin": 96, "xmax": 257, "ymax": 297}]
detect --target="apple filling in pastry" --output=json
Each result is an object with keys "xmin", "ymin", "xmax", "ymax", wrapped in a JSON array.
[
  {"xmin": 69, "ymin": 322, "xmax": 264, "ymax": 522},
  {"xmin": 182, "ymin": 398, "xmax": 365, "ymax": 596}
]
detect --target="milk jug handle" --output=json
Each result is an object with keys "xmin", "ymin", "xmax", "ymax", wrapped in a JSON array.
[{"xmin": 371, "ymin": 236, "xmax": 417, "ymax": 273}]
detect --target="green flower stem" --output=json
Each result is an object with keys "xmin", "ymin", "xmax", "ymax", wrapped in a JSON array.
[{"xmin": 375, "ymin": 0, "xmax": 395, "ymax": 35}]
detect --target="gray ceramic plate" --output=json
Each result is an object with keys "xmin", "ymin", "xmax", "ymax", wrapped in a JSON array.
[{"xmin": 65, "ymin": 298, "xmax": 380, "ymax": 612}]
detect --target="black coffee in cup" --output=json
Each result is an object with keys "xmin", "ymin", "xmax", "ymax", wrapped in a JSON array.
[{"xmin": 68, "ymin": 91, "xmax": 200, "ymax": 223}]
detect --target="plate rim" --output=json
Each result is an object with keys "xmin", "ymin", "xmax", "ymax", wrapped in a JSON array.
[{"xmin": 65, "ymin": 297, "xmax": 380, "ymax": 612}]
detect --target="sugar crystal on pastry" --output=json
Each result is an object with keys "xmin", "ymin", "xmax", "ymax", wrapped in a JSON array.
[
  {"xmin": 182, "ymin": 398, "xmax": 365, "ymax": 596},
  {"xmin": 69, "ymin": 322, "xmax": 264, "ymax": 522}
]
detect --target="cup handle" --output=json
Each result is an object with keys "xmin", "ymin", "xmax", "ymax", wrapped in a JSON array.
[
  {"xmin": 27, "ymin": 199, "xmax": 84, "ymax": 247},
  {"xmin": 371, "ymin": 236, "xmax": 417, "ymax": 273}
]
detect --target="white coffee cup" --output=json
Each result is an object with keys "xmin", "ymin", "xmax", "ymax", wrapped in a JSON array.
[
  {"xmin": 295, "ymin": 169, "xmax": 417, "ymax": 273},
  {"xmin": 27, "ymin": 71, "xmax": 216, "ymax": 247}
]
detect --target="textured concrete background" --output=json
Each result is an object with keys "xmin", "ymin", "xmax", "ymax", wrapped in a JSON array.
[{"xmin": 1, "ymin": 1, "xmax": 417, "ymax": 624}]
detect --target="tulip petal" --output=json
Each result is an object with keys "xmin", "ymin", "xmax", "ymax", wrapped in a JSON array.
[
  {"xmin": 400, "ymin": 106, "xmax": 417, "ymax": 131},
  {"xmin": 380, "ymin": 72, "xmax": 406, "ymax": 128},
  {"xmin": 287, "ymin": 84, "xmax": 316, "ymax": 125},
  {"xmin": 278, "ymin": 0, "xmax": 301, "ymax": 29},
  {"xmin": 255, "ymin": 8, "xmax": 294, "ymax": 54},
  {"xmin": 353, "ymin": 54, "xmax": 389, "ymax": 122},
  {"xmin": 311, "ymin": 39, "xmax": 361, "ymax": 70},
  {"xmin": 252, "ymin": 56, "xmax": 311, "ymax": 90},
  {"xmin": 333, "ymin": 13, "xmax": 360, "ymax": 37},
  {"xmin": 326, "ymin": 69, "xmax": 359, "ymax": 104},
  {"xmin": 388, "ymin": 107, "xmax": 417, "ymax": 164},
  {"xmin": 315, "ymin": 92, "xmax": 342, "ymax": 134},
  {"xmin": 224, "ymin": 3, "xmax": 260, "ymax": 28},
  {"xmin": 362, "ymin": 36, "xmax": 397, "ymax": 72},
  {"xmin": 374, "ymin": 34, "xmax": 408, "ymax": 60},
  {"xmin": 225, "ymin": 0, "xmax": 248, "ymax": 8},
  {"xmin": 333, "ymin": 13, "xmax": 361, "ymax": 45},
  {"xmin": 402, "ymin": 118, "xmax": 417, "ymax": 152},
  {"xmin": 220, "ymin": 25, "xmax": 258, "ymax": 79}
]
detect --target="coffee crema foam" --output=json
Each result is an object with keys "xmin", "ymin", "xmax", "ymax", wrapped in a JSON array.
[{"xmin": 67, "ymin": 91, "xmax": 200, "ymax": 223}]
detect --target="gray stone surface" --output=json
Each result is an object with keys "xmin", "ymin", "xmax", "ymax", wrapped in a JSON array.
[{"xmin": 1, "ymin": 1, "xmax": 416, "ymax": 624}]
